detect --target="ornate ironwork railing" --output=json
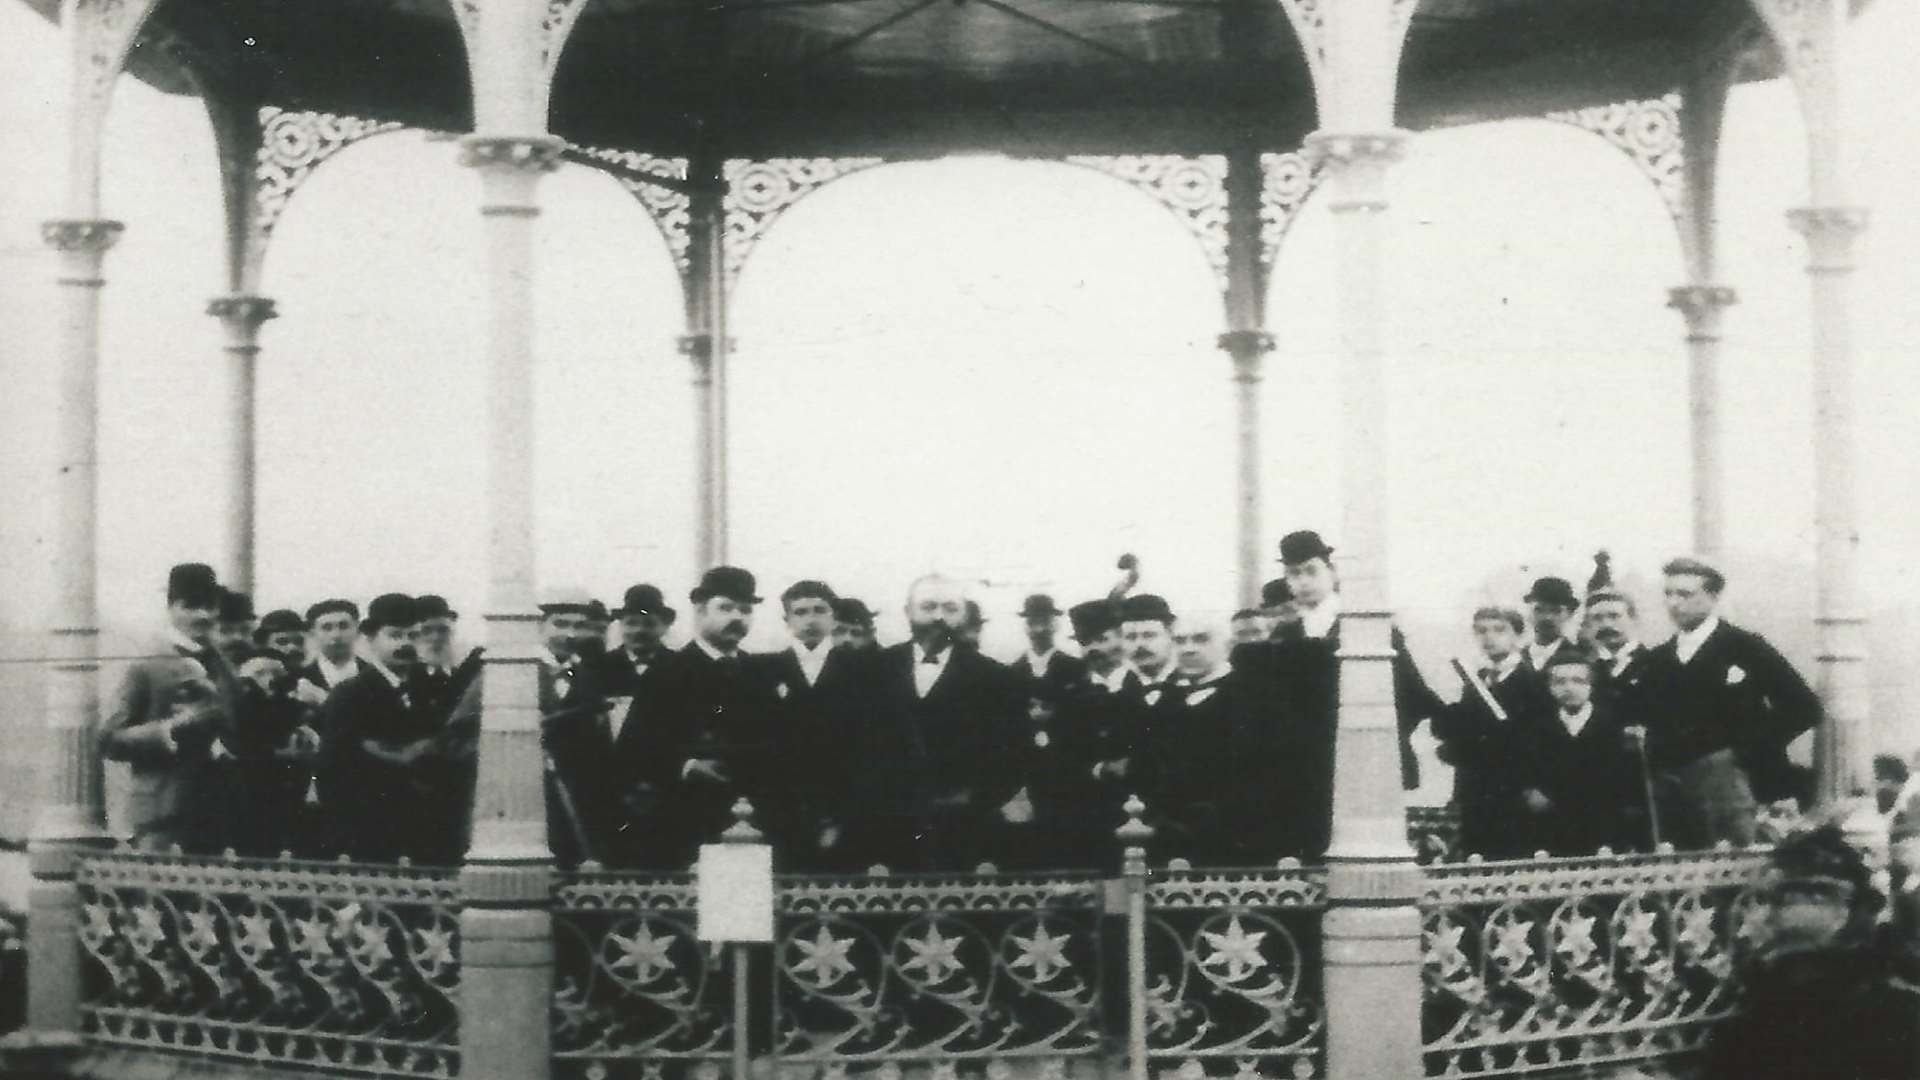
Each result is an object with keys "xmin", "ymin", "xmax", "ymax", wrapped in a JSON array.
[
  {"xmin": 1143, "ymin": 863, "xmax": 1328, "ymax": 1080},
  {"xmin": 1418, "ymin": 846, "xmax": 1773, "ymax": 1078},
  {"xmin": 76, "ymin": 849, "xmax": 462, "ymax": 1078}
]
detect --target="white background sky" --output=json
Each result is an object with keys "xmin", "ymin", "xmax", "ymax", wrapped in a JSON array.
[{"xmin": 2, "ymin": 3, "xmax": 1919, "ymax": 793}]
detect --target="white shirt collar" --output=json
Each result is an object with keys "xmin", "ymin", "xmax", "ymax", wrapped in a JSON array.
[
  {"xmin": 1091, "ymin": 665, "xmax": 1128, "ymax": 693},
  {"xmin": 1299, "ymin": 592, "xmax": 1342, "ymax": 639},
  {"xmin": 694, "ymin": 636, "xmax": 737, "ymax": 662},
  {"xmin": 1024, "ymin": 647, "xmax": 1056, "ymax": 670},
  {"xmin": 316, "ymin": 653, "xmax": 359, "ymax": 686},
  {"xmin": 1483, "ymin": 651, "xmax": 1522, "ymax": 683},
  {"xmin": 793, "ymin": 639, "xmax": 832, "ymax": 680},
  {"xmin": 367, "ymin": 656, "xmax": 407, "ymax": 690},
  {"xmin": 1186, "ymin": 663, "xmax": 1230, "ymax": 689},
  {"xmin": 1132, "ymin": 661, "xmax": 1173, "ymax": 687},
  {"xmin": 1603, "ymin": 640, "xmax": 1644, "ymax": 672},
  {"xmin": 1674, "ymin": 615, "xmax": 1721, "ymax": 664},
  {"xmin": 167, "ymin": 627, "xmax": 202, "ymax": 656},
  {"xmin": 1526, "ymin": 636, "xmax": 1573, "ymax": 667},
  {"xmin": 1560, "ymin": 702, "xmax": 1595, "ymax": 738}
]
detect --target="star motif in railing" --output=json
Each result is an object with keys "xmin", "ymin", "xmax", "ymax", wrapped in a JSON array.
[
  {"xmin": 1556, "ymin": 912, "xmax": 1598, "ymax": 970},
  {"xmin": 1617, "ymin": 909, "xmax": 1660, "ymax": 959},
  {"xmin": 791, "ymin": 926, "xmax": 857, "ymax": 987},
  {"xmin": 293, "ymin": 915, "xmax": 336, "ymax": 965},
  {"xmin": 609, "ymin": 924, "xmax": 677, "ymax": 984},
  {"xmin": 1488, "ymin": 918, "xmax": 1536, "ymax": 973},
  {"xmin": 352, "ymin": 920, "xmax": 393, "ymax": 966},
  {"xmin": 900, "ymin": 923, "xmax": 965, "ymax": 983},
  {"xmin": 331, "ymin": 902, "xmax": 364, "ymax": 934},
  {"xmin": 127, "ymin": 905, "xmax": 166, "ymax": 953},
  {"xmin": 235, "ymin": 913, "xmax": 274, "ymax": 955},
  {"xmin": 1675, "ymin": 902, "xmax": 1718, "ymax": 956},
  {"xmin": 1200, "ymin": 916, "xmax": 1268, "ymax": 983},
  {"xmin": 415, "ymin": 925, "xmax": 456, "ymax": 968},
  {"xmin": 81, "ymin": 902, "xmax": 114, "ymax": 941},
  {"xmin": 1145, "ymin": 976, "xmax": 1184, "ymax": 1034},
  {"xmin": 1736, "ymin": 901, "xmax": 1771, "ymax": 947},
  {"xmin": 1427, "ymin": 922, "xmax": 1468, "ymax": 975},
  {"xmin": 181, "ymin": 910, "xmax": 221, "ymax": 953},
  {"xmin": 1010, "ymin": 923, "xmax": 1073, "ymax": 983}
]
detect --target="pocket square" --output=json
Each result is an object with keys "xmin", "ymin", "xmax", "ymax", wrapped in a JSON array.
[
  {"xmin": 1726, "ymin": 665, "xmax": 1746, "ymax": 686},
  {"xmin": 1187, "ymin": 687, "xmax": 1218, "ymax": 706}
]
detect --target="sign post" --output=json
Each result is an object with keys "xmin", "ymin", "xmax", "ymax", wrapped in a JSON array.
[{"xmin": 698, "ymin": 799, "xmax": 774, "ymax": 1080}]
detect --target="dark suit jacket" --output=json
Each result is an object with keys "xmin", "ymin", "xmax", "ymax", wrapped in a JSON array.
[
  {"xmin": 751, "ymin": 644, "xmax": 875, "ymax": 868},
  {"xmin": 1519, "ymin": 699, "xmax": 1642, "ymax": 856},
  {"xmin": 847, "ymin": 643, "xmax": 1025, "ymax": 871},
  {"xmin": 1139, "ymin": 672, "xmax": 1242, "ymax": 866},
  {"xmin": 300, "ymin": 658, "xmax": 375, "ymax": 691},
  {"xmin": 318, "ymin": 669, "xmax": 458, "ymax": 863},
  {"xmin": 1640, "ymin": 620, "xmax": 1821, "ymax": 803},
  {"xmin": 1012, "ymin": 651, "xmax": 1088, "ymax": 691},
  {"xmin": 1594, "ymin": 642, "xmax": 1655, "ymax": 717},
  {"xmin": 1431, "ymin": 662, "xmax": 1555, "ymax": 860}
]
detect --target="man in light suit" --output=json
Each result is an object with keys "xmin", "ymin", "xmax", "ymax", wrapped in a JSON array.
[
  {"xmin": 98, "ymin": 563, "xmax": 231, "ymax": 851},
  {"xmin": 1637, "ymin": 557, "xmax": 1822, "ymax": 847}
]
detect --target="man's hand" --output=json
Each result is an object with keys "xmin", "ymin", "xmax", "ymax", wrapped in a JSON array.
[
  {"xmin": 1093, "ymin": 758, "xmax": 1131, "ymax": 782},
  {"xmin": 1621, "ymin": 725, "xmax": 1648, "ymax": 751},
  {"xmin": 683, "ymin": 758, "xmax": 729, "ymax": 784},
  {"xmin": 1522, "ymin": 789, "xmax": 1553, "ymax": 814},
  {"xmin": 277, "ymin": 725, "xmax": 321, "ymax": 761},
  {"xmin": 294, "ymin": 680, "xmax": 330, "ymax": 708},
  {"xmin": 818, "ymin": 824, "xmax": 843, "ymax": 851},
  {"xmin": 1000, "ymin": 787, "xmax": 1035, "ymax": 825}
]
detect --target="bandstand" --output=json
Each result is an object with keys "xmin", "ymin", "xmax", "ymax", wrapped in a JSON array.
[{"xmin": 7, "ymin": 0, "xmax": 1880, "ymax": 1078}]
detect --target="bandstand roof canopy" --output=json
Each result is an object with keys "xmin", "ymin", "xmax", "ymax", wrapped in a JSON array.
[{"xmin": 32, "ymin": 0, "xmax": 1791, "ymax": 158}]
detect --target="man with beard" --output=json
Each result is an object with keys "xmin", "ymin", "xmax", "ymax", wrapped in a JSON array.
[
  {"xmin": 831, "ymin": 597, "xmax": 880, "ymax": 652},
  {"xmin": 1012, "ymin": 594, "xmax": 1085, "ymax": 690},
  {"xmin": 1431, "ymin": 607, "xmax": 1553, "ymax": 860},
  {"xmin": 317, "ymin": 593, "xmax": 463, "ymax": 862},
  {"xmin": 1584, "ymin": 588, "xmax": 1653, "ymax": 712},
  {"xmin": 849, "ymin": 574, "xmax": 1023, "ymax": 872},
  {"xmin": 1521, "ymin": 577, "xmax": 1582, "ymax": 672},
  {"xmin": 253, "ymin": 609, "xmax": 307, "ymax": 662},
  {"xmin": 300, "ymin": 599, "xmax": 371, "ymax": 693},
  {"xmin": 1639, "ymin": 557, "xmax": 1822, "ymax": 846},
  {"xmin": 100, "ymin": 563, "xmax": 231, "ymax": 851},
  {"xmin": 621, "ymin": 567, "xmax": 778, "ymax": 869},
  {"xmin": 408, "ymin": 595, "xmax": 466, "ymax": 718},
  {"xmin": 212, "ymin": 589, "xmax": 257, "ymax": 665}
]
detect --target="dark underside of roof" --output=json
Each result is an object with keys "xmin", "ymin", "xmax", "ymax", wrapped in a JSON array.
[{"xmin": 29, "ymin": 0, "xmax": 1781, "ymax": 157}]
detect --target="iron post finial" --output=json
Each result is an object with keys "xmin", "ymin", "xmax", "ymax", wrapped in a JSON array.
[
  {"xmin": 722, "ymin": 797, "xmax": 765, "ymax": 844},
  {"xmin": 1117, "ymin": 794, "xmax": 1154, "ymax": 844}
]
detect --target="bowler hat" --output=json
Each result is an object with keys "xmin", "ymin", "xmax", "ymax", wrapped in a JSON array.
[
  {"xmin": 1524, "ymin": 576, "xmax": 1579, "ymax": 608},
  {"xmin": 539, "ymin": 587, "xmax": 594, "ymax": 616},
  {"xmin": 364, "ymin": 593, "xmax": 420, "ymax": 632},
  {"xmin": 218, "ymin": 588, "xmax": 256, "ymax": 623},
  {"xmin": 167, "ymin": 563, "xmax": 220, "ymax": 607},
  {"xmin": 1277, "ymin": 530, "xmax": 1335, "ymax": 566},
  {"xmin": 691, "ymin": 566, "xmax": 762, "ymax": 605},
  {"xmin": 1068, "ymin": 600, "xmax": 1118, "ymax": 642},
  {"xmin": 583, "ymin": 600, "xmax": 611, "ymax": 623},
  {"xmin": 1119, "ymin": 593, "xmax": 1175, "ymax": 626},
  {"xmin": 617, "ymin": 584, "xmax": 677, "ymax": 622},
  {"xmin": 256, "ymin": 609, "xmax": 303, "ymax": 637},
  {"xmin": 1019, "ymin": 594, "xmax": 1063, "ymax": 619},
  {"xmin": 415, "ymin": 595, "xmax": 458, "ymax": 621},
  {"xmin": 1260, "ymin": 577, "xmax": 1294, "ymax": 608},
  {"xmin": 832, "ymin": 597, "xmax": 876, "ymax": 626}
]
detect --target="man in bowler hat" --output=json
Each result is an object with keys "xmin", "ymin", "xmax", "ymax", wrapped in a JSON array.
[
  {"xmin": 1012, "ymin": 594, "xmax": 1086, "ymax": 689},
  {"xmin": 1522, "ymin": 576, "xmax": 1582, "ymax": 672}
]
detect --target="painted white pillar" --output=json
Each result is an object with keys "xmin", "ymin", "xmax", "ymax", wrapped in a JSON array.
[
  {"xmin": 683, "ymin": 164, "xmax": 729, "ymax": 568},
  {"xmin": 1222, "ymin": 144, "xmax": 1270, "ymax": 608},
  {"xmin": 207, "ymin": 294, "xmax": 276, "ymax": 594},
  {"xmin": 1666, "ymin": 284, "xmax": 1736, "ymax": 563},
  {"xmin": 1278, "ymin": 1, "xmax": 1422, "ymax": 1076}
]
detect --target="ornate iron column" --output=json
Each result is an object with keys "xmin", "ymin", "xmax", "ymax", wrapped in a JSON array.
[
  {"xmin": 206, "ymin": 295, "xmax": 276, "ymax": 595},
  {"xmin": 27, "ymin": 0, "xmax": 164, "ymax": 1038},
  {"xmin": 1278, "ymin": 1, "xmax": 1423, "ymax": 1077},
  {"xmin": 1222, "ymin": 145, "xmax": 1271, "ymax": 608},
  {"xmin": 455, "ymin": 2, "xmax": 560, "ymax": 1078},
  {"xmin": 684, "ymin": 155, "xmax": 729, "ymax": 568},
  {"xmin": 1750, "ymin": 0, "xmax": 1870, "ymax": 803}
]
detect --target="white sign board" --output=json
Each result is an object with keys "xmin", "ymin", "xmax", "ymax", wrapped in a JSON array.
[{"xmin": 696, "ymin": 842, "xmax": 775, "ymax": 943}]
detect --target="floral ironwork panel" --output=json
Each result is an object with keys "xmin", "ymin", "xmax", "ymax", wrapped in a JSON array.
[
  {"xmin": 1143, "ymin": 864, "xmax": 1328, "ymax": 1080},
  {"xmin": 553, "ymin": 872, "xmax": 734, "ymax": 1079},
  {"xmin": 774, "ymin": 873, "xmax": 1106, "ymax": 1069},
  {"xmin": 1419, "ymin": 847, "xmax": 1773, "ymax": 1078},
  {"xmin": 1407, "ymin": 805, "xmax": 1463, "ymax": 866},
  {"xmin": 76, "ymin": 849, "xmax": 460, "ymax": 1078}
]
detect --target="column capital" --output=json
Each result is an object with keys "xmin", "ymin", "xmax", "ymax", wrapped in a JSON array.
[
  {"xmin": 1788, "ymin": 206, "xmax": 1869, "ymax": 271},
  {"xmin": 1302, "ymin": 130, "xmax": 1411, "ymax": 169},
  {"xmin": 40, "ymin": 219, "xmax": 124, "ymax": 253},
  {"xmin": 458, "ymin": 134, "xmax": 566, "ymax": 173},
  {"xmin": 1216, "ymin": 329, "xmax": 1276, "ymax": 356},
  {"xmin": 206, "ymin": 294, "xmax": 278, "ymax": 329},
  {"xmin": 1666, "ymin": 284, "xmax": 1738, "ymax": 319},
  {"xmin": 678, "ymin": 333, "xmax": 738, "ymax": 361}
]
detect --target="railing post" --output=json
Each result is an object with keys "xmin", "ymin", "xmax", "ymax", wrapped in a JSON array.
[
  {"xmin": 1118, "ymin": 795, "xmax": 1154, "ymax": 1080},
  {"xmin": 720, "ymin": 798, "xmax": 766, "ymax": 1080}
]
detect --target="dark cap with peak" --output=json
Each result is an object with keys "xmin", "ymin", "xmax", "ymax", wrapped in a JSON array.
[
  {"xmin": 1277, "ymin": 530, "xmax": 1334, "ymax": 566},
  {"xmin": 218, "ymin": 589, "xmax": 256, "ymax": 623},
  {"xmin": 832, "ymin": 597, "xmax": 876, "ymax": 626},
  {"xmin": 1119, "ymin": 593, "xmax": 1175, "ymax": 626},
  {"xmin": 1068, "ymin": 600, "xmax": 1118, "ymax": 641},
  {"xmin": 1525, "ymin": 576, "xmax": 1579, "ymax": 608},
  {"xmin": 415, "ymin": 595, "xmax": 458, "ymax": 621},
  {"xmin": 168, "ymin": 563, "xmax": 220, "ymax": 607},
  {"xmin": 617, "ymin": 584, "xmax": 677, "ymax": 622},
  {"xmin": 363, "ymin": 593, "xmax": 420, "ymax": 632}
]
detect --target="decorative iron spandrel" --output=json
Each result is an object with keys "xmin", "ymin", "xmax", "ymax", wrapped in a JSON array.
[
  {"xmin": 1143, "ymin": 864, "xmax": 1328, "ymax": 1080},
  {"xmin": 76, "ymin": 849, "xmax": 460, "ymax": 1078},
  {"xmin": 552, "ymin": 872, "xmax": 733, "ymax": 1078},
  {"xmin": 1418, "ymin": 847, "xmax": 1773, "ymax": 1078},
  {"xmin": 1407, "ymin": 805, "xmax": 1463, "ymax": 865},
  {"xmin": 774, "ymin": 873, "xmax": 1106, "ymax": 1067}
]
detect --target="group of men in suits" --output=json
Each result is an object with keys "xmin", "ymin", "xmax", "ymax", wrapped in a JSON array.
[
  {"xmin": 1435, "ymin": 559, "xmax": 1823, "ymax": 858},
  {"xmin": 97, "ymin": 533, "xmax": 1824, "ymax": 872}
]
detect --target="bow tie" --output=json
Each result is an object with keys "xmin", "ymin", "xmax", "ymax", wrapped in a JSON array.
[{"xmin": 920, "ymin": 651, "xmax": 944, "ymax": 665}]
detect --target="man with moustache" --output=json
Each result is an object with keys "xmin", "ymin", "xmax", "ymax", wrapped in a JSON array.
[
  {"xmin": 568, "ymin": 583, "xmax": 680, "ymax": 865},
  {"xmin": 1431, "ymin": 607, "xmax": 1554, "ymax": 860},
  {"xmin": 1522, "ymin": 577, "xmax": 1583, "ymax": 673},
  {"xmin": 1012, "ymin": 594, "xmax": 1086, "ymax": 690},
  {"xmin": 1584, "ymin": 588, "xmax": 1654, "ymax": 712},
  {"xmin": 621, "ymin": 568, "xmax": 778, "ymax": 869},
  {"xmin": 99, "ymin": 563, "xmax": 232, "ymax": 851},
  {"xmin": 253, "ymin": 609, "xmax": 307, "ymax": 662},
  {"xmin": 317, "ymin": 594, "xmax": 461, "ymax": 862},
  {"xmin": 1142, "ymin": 616, "xmax": 1240, "ymax": 864},
  {"xmin": 831, "ymin": 597, "xmax": 881, "ymax": 652},
  {"xmin": 1081, "ymin": 594, "xmax": 1179, "ymax": 846},
  {"xmin": 1638, "ymin": 558, "xmax": 1822, "ymax": 846},
  {"xmin": 536, "ymin": 590, "xmax": 595, "ymax": 714},
  {"xmin": 212, "ymin": 589, "xmax": 258, "ymax": 665},
  {"xmin": 850, "ymin": 575, "xmax": 1024, "ymax": 872},
  {"xmin": 1069, "ymin": 600, "xmax": 1131, "ymax": 695}
]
